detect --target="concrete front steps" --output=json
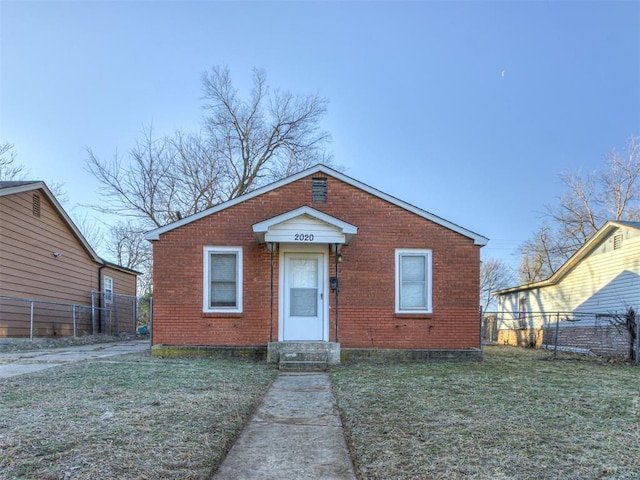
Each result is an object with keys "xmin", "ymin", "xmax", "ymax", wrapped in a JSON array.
[
  {"xmin": 280, "ymin": 351, "xmax": 328, "ymax": 372},
  {"xmin": 267, "ymin": 342, "xmax": 341, "ymax": 372}
]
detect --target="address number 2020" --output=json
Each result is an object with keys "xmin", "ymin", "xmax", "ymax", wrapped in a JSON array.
[{"xmin": 294, "ymin": 233, "xmax": 314, "ymax": 242}]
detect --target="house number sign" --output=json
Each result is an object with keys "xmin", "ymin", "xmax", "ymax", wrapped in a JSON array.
[{"xmin": 294, "ymin": 233, "xmax": 315, "ymax": 242}]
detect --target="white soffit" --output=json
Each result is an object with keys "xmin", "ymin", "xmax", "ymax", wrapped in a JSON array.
[{"xmin": 253, "ymin": 206, "xmax": 358, "ymax": 245}]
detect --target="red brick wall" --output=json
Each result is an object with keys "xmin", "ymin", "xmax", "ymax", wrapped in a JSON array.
[{"xmin": 151, "ymin": 173, "xmax": 482, "ymax": 350}]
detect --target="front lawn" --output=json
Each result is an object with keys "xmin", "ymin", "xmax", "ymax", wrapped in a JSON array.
[
  {"xmin": 2, "ymin": 346, "xmax": 638, "ymax": 479},
  {"xmin": 332, "ymin": 346, "xmax": 640, "ymax": 479},
  {"xmin": 0, "ymin": 354, "xmax": 276, "ymax": 479}
]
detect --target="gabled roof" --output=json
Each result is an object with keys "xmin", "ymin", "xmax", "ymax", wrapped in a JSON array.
[
  {"xmin": 494, "ymin": 220, "xmax": 640, "ymax": 295},
  {"xmin": 145, "ymin": 164, "xmax": 489, "ymax": 245},
  {"xmin": 0, "ymin": 181, "xmax": 139, "ymax": 274},
  {"xmin": 0, "ymin": 181, "xmax": 40, "ymax": 189},
  {"xmin": 252, "ymin": 206, "xmax": 358, "ymax": 244}
]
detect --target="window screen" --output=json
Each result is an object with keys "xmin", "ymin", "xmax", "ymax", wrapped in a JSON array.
[
  {"xmin": 396, "ymin": 249, "xmax": 432, "ymax": 313},
  {"xmin": 104, "ymin": 276, "xmax": 113, "ymax": 303},
  {"xmin": 210, "ymin": 253, "xmax": 237, "ymax": 307},
  {"xmin": 289, "ymin": 257, "xmax": 318, "ymax": 317},
  {"xmin": 400, "ymin": 255, "xmax": 427, "ymax": 309}
]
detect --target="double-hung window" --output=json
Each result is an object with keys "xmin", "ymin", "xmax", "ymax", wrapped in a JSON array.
[
  {"xmin": 204, "ymin": 247, "xmax": 243, "ymax": 313},
  {"xmin": 395, "ymin": 249, "xmax": 432, "ymax": 314},
  {"xmin": 104, "ymin": 276, "xmax": 113, "ymax": 304}
]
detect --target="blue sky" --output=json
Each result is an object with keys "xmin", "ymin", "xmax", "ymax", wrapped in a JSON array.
[{"xmin": 1, "ymin": 0, "xmax": 639, "ymax": 270}]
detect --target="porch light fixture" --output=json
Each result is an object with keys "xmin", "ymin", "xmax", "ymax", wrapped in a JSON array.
[{"xmin": 337, "ymin": 253, "xmax": 343, "ymax": 263}]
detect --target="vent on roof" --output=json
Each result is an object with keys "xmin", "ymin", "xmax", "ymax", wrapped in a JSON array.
[
  {"xmin": 312, "ymin": 177, "xmax": 327, "ymax": 204},
  {"xmin": 613, "ymin": 233, "xmax": 623, "ymax": 250},
  {"xmin": 32, "ymin": 194, "xmax": 41, "ymax": 217}
]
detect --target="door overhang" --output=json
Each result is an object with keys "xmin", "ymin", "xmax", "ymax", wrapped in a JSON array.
[{"xmin": 252, "ymin": 206, "xmax": 358, "ymax": 245}]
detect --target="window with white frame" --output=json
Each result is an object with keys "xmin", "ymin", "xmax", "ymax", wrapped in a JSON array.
[
  {"xmin": 395, "ymin": 249, "xmax": 432, "ymax": 313},
  {"xmin": 104, "ymin": 276, "xmax": 113, "ymax": 303},
  {"xmin": 203, "ymin": 247, "xmax": 243, "ymax": 313}
]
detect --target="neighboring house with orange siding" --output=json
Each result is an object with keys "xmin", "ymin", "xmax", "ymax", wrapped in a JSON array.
[
  {"xmin": 0, "ymin": 181, "xmax": 138, "ymax": 337},
  {"xmin": 145, "ymin": 165, "xmax": 488, "ymax": 363}
]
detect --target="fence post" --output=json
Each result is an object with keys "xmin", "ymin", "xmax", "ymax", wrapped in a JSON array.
[
  {"xmin": 479, "ymin": 306, "xmax": 483, "ymax": 350},
  {"xmin": 553, "ymin": 312, "xmax": 560, "ymax": 360},
  {"xmin": 149, "ymin": 296, "xmax": 153, "ymax": 347},
  {"xmin": 72, "ymin": 304, "xmax": 77, "ymax": 338},
  {"xmin": 29, "ymin": 300, "xmax": 35, "ymax": 341},
  {"xmin": 91, "ymin": 291, "xmax": 96, "ymax": 335},
  {"xmin": 635, "ymin": 310, "xmax": 639, "ymax": 366}
]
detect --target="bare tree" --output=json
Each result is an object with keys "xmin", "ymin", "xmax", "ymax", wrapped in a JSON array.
[
  {"xmin": 603, "ymin": 307, "xmax": 638, "ymax": 362},
  {"xmin": 107, "ymin": 221, "xmax": 151, "ymax": 270},
  {"xmin": 201, "ymin": 67, "xmax": 331, "ymax": 198},
  {"xmin": 87, "ymin": 127, "xmax": 182, "ymax": 227},
  {"xmin": 520, "ymin": 136, "xmax": 640, "ymax": 282},
  {"xmin": 480, "ymin": 257, "xmax": 515, "ymax": 312},
  {"xmin": 86, "ymin": 67, "xmax": 332, "ymax": 229},
  {"xmin": 86, "ymin": 67, "xmax": 333, "ymax": 291},
  {"xmin": 519, "ymin": 224, "xmax": 559, "ymax": 283},
  {"xmin": 0, "ymin": 142, "xmax": 27, "ymax": 181},
  {"xmin": 70, "ymin": 212, "xmax": 105, "ymax": 253}
]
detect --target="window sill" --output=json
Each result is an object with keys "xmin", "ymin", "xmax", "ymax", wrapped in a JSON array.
[
  {"xmin": 202, "ymin": 312, "xmax": 244, "ymax": 318},
  {"xmin": 395, "ymin": 313, "xmax": 433, "ymax": 320}
]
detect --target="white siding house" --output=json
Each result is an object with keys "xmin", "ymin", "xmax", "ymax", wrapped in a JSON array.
[{"xmin": 493, "ymin": 221, "xmax": 640, "ymax": 356}]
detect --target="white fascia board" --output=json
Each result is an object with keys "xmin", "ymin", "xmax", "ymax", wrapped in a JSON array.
[
  {"xmin": 144, "ymin": 168, "xmax": 329, "ymax": 241},
  {"xmin": 0, "ymin": 181, "xmax": 46, "ymax": 197},
  {"xmin": 493, "ymin": 220, "xmax": 640, "ymax": 296},
  {"xmin": 252, "ymin": 206, "xmax": 358, "ymax": 234},
  {"xmin": 253, "ymin": 206, "xmax": 357, "ymax": 244},
  {"xmin": 317, "ymin": 167, "xmax": 488, "ymax": 245},
  {"xmin": 1, "ymin": 181, "xmax": 103, "ymax": 263},
  {"xmin": 145, "ymin": 164, "xmax": 489, "ymax": 245}
]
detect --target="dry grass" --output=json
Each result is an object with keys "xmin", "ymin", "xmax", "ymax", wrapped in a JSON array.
[
  {"xmin": 332, "ymin": 346, "xmax": 640, "ymax": 480},
  {"xmin": 0, "ymin": 353, "xmax": 276, "ymax": 479},
  {"xmin": 3, "ymin": 344, "xmax": 640, "ymax": 479},
  {"xmin": 0, "ymin": 334, "xmax": 136, "ymax": 353}
]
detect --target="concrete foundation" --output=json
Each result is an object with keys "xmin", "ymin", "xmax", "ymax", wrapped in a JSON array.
[
  {"xmin": 151, "ymin": 345, "xmax": 267, "ymax": 360},
  {"xmin": 150, "ymin": 344, "xmax": 483, "ymax": 363},
  {"xmin": 341, "ymin": 347, "xmax": 483, "ymax": 363}
]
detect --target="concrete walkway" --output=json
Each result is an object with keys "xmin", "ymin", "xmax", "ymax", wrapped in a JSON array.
[
  {"xmin": 213, "ymin": 372, "xmax": 357, "ymax": 480},
  {"xmin": 0, "ymin": 340, "xmax": 150, "ymax": 378}
]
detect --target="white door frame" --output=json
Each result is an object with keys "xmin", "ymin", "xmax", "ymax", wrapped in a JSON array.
[{"xmin": 278, "ymin": 243, "xmax": 329, "ymax": 341}]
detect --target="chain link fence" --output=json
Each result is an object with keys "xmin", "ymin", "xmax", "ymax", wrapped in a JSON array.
[
  {"xmin": 483, "ymin": 310, "xmax": 640, "ymax": 363},
  {"xmin": 0, "ymin": 293, "xmax": 152, "ymax": 340}
]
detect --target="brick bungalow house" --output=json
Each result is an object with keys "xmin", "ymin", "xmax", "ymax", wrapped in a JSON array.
[{"xmin": 145, "ymin": 165, "xmax": 488, "ymax": 364}]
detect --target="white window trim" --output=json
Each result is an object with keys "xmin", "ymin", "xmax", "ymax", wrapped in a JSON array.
[
  {"xmin": 203, "ymin": 246, "xmax": 243, "ymax": 313},
  {"xmin": 104, "ymin": 276, "xmax": 113, "ymax": 304},
  {"xmin": 395, "ymin": 249, "xmax": 432, "ymax": 314}
]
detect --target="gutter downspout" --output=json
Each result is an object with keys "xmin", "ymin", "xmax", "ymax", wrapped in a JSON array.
[
  {"xmin": 335, "ymin": 243, "xmax": 340, "ymax": 343},
  {"xmin": 269, "ymin": 243, "xmax": 274, "ymax": 342}
]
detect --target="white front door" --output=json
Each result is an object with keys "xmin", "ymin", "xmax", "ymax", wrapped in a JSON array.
[{"xmin": 282, "ymin": 253, "xmax": 325, "ymax": 341}]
